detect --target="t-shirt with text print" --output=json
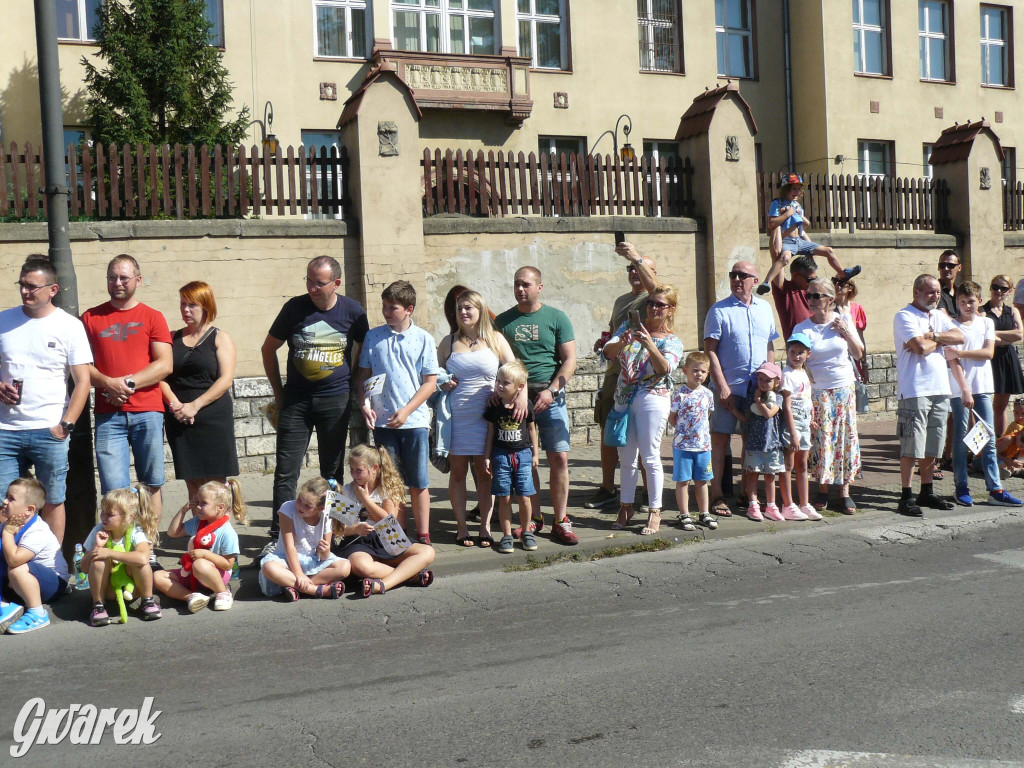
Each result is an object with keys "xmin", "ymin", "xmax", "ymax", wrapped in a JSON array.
[
  {"xmin": 495, "ymin": 304, "xmax": 574, "ymax": 386},
  {"xmin": 484, "ymin": 401, "xmax": 534, "ymax": 454}
]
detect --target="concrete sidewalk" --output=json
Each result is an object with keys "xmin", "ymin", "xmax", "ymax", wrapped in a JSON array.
[{"xmin": 139, "ymin": 416, "xmax": 1019, "ymax": 584}]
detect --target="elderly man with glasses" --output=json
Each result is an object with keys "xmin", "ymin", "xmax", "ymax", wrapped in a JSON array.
[
  {"xmin": 0, "ymin": 257, "xmax": 93, "ymax": 543},
  {"xmin": 259, "ymin": 256, "xmax": 369, "ymax": 555},
  {"xmin": 703, "ymin": 261, "xmax": 779, "ymax": 516},
  {"xmin": 82, "ymin": 254, "xmax": 173, "ymax": 526}
]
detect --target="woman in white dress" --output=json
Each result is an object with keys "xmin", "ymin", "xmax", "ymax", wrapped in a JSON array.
[{"xmin": 437, "ymin": 290, "xmax": 517, "ymax": 547}]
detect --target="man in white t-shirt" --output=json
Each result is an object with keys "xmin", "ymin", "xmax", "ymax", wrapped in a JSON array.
[
  {"xmin": 0, "ymin": 258, "xmax": 93, "ymax": 542},
  {"xmin": 892, "ymin": 274, "xmax": 965, "ymax": 517}
]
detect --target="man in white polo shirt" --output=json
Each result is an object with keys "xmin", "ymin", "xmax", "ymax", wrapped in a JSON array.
[{"xmin": 893, "ymin": 274, "xmax": 965, "ymax": 517}]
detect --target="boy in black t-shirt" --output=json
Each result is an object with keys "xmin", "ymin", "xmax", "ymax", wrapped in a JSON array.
[{"xmin": 484, "ymin": 361, "xmax": 539, "ymax": 554}]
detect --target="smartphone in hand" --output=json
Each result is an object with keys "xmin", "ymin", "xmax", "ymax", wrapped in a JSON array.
[
  {"xmin": 628, "ymin": 309, "xmax": 641, "ymax": 331},
  {"xmin": 614, "ymin": 230, "xmax": 626, "ymax": 244}
]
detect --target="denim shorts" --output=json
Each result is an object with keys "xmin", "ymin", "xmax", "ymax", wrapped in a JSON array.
[
  {"xmin": 258, "ymin": 551, "xmax": 342, "ymax": 597},
  {"xmin": 94, "ymin": 411, "xmax": 166, "ymax": 493},
  {"xmin": 28, "ymin": 560, "xmax": 67, "ymax": 602},
  {"xmin": 373, "ymin": 427, "xmax": 429, "ymax": 489},
  {"xmin": 673, "ymin": 449, "xmax": 713, "ymax": 483},
  {"xmin": 781, "ymin": 236, "xmax": 821, "ymax": 255},
  {"xmin": 533, "ymin": 390, "xmax": 570, "ymax": 453},
  {"xmin": 0, "ymin": 427, "xmax": 70, "ymax": 504},
  {"xmin": 490, "ymin": 448, "xmax": 535, "ymax": 497}
]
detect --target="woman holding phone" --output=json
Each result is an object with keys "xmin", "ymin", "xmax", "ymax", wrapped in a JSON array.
[{"xmin": 602, "ymin": 285, "xmax": 683, "ymax": 535}]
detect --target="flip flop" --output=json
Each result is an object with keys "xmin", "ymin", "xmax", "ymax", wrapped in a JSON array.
[
  {"xmin": 711, "ymin": 497, "xmax": 732, "ymax": 517},
  {"xmin": 476, "ymin": 535, "xmax": 494, "ymax": 549},
  {"xmin": 456, "ymin": 536, "xmax": 474, "ymax": 548}
]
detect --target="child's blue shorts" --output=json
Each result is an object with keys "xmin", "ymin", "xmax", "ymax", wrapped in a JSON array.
[
  {"xmin": 673, "ymin": 449, "xmax": 713, "ymax": 483},
  {"xmin": 374, "ymin": 427, "xmax": 429, "ymax": 489},
  {"xmin": 491, "ymin": 448, "xmax": 535, "ymax": 497}
]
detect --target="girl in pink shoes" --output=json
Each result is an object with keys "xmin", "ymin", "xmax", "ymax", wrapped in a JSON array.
[
  {"xmin": 778, "ymin": 334, "xmax": 822, "ymax": 521},
  {"xmin": 154, "ymin": 480, "xmax": 246, "ymax": 613},
  {"xmin": 259, "ymin": 477, "xmax": 352, "ymax": 601},
  {"xmin": 330, "ymin": 444, "xmax": 435, "ymax": 597},
  {"xmin": 744, "ymin": 362, "xmax": 785, "ymax": 522}
]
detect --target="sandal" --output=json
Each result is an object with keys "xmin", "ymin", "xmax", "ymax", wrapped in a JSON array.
[
  {"xmin": 455, "ymin": 535, "xmax": 474, "ymax": 548},
  {"xmin": 315, "ymin": 582, "xmax": 345, "ymax": 599},
  {"xmin": 699, "ymin": 511, "xmax": 719, "ymax": 530},
  {"xmin": 279, "ymin": 586, "xmax": 301, "ymax": 602},
  {"xmin": 711, "ymin": 497, "xmax": 733, "ymax": 517},
  {"xmin": 612, "ymin": 503, "xmax": 634, "ymax": 530},
  {"xmin": 476, "ymin": 535, "xmax": 494, "ymax": 549},
  {"xmin": 412, "ymin": 569, "xmax": 434, "ymax": 587},
  {"xmin": 417, "ymin": 533, "xmax": 432, "ymax": 546},
  {"xmin": 932, "ymin": 468, "xmax": 945, "ymax": 480},
  {"xmin": 640, "ymin": 508, "xmax": 662, "ymax": 536},
  {"xmin": 837, "ymin": 496, "xmax": 857, "ymax": 515},
  {"xmin": 813, "ymin": 491, "xmax": 831, "ymax": 512},
  {"xmin": 677, "ymin": 514, "xmax": 697, "ymax": 532},
  {"xmin": 361, "ymin": 578, "xmax": 387, "ymax": 597}
]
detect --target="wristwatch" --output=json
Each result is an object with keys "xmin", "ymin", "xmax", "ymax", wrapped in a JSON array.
[
  {"xmin": 633, "ymin": 257, "xmax": 643, "ymax": 266},
  {"xmin": 60, "ymin": 421, "xmax": 75, "ymax": 434},
  {"xmin": 548, "ymin": 385, "xmax": 561, "ymax": 396}
]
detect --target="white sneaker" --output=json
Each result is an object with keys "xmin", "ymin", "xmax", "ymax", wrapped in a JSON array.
[
  {"xmin": 799, "ymin": 504, "xmax": 823, "ymax": 521},
  {"xmin": 212, "ymin": 591, "xmax": 233, "ymax": 611},
  {"xmin": 187, "ymin": 593, "xmax": 210, "ymax": 613},
  {"xmin": 781, "ymin": 503, "xmax": 808, "ymax": 521}
]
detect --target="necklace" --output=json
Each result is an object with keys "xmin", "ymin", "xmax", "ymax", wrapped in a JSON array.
[{"xmin": 458, "ymin": 333, "xmax": 479, "ymax": 349}]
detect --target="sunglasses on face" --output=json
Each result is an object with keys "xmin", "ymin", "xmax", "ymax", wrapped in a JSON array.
[
  {"xmin": 991, "ymin": 285, "xmax": 1011, "ymax": 293},
  {"xmin": 938, "ymin": 262, "xmax": 959, "ymax": 270},
  {"xmin": 729, "ymin": 271, "xmax": 756, "ymax": 281},
  {"xmin": 646, "ymin": 300, "xmax": 671, "ymax": 310},
  {"xmin": 805, "ymin": 292, "xmax": 832, "ymax": 300}
]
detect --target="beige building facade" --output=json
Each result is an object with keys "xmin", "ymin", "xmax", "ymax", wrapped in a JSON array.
[{"xmin": 6, "ymin": 1, "xmax": 1017, "ymax": 181}]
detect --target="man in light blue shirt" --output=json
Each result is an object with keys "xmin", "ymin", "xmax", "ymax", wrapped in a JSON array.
[
  {"xmin": 703, "ymin": 260, "xmax": 778, "ymax": 511},
  {"xmin": 355, "ymin": 281, "xmax": 438, "ymax": 545}
]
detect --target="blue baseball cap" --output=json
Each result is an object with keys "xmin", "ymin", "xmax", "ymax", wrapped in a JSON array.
[{"xmin": 786, "ymin": 332, "xmax": 813, "ymax": 350}]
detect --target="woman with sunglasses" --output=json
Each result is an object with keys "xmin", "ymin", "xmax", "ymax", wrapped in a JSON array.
[
  {"xmin": 792, "ymin": 279, "xmax": 863, "ymax": 513},
  {"xmin": 603, "ymin": 286, "xmax": 684, "ymax": 535},
  {"xmin": 832, "ymin": 278, "xmax": 867, "ymax": 381},
  {"xmin": 982, "ymin": 274, "xmax": 1024, "ymax": 436}
]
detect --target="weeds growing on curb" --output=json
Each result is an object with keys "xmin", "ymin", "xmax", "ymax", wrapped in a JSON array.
[{"xmin": 503, "ymin": 537, "xmax": 693, "ymax": 572}]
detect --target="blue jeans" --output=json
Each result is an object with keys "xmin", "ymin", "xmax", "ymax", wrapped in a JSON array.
[
  {"xmin": 951, "ymin": 395, "xmax": 1001, "ymax": 493},
  {"xmin": 0, "ymin": 427, "xmax": 70, "ymax": 504},
  {"xmin": 94, "ymin": 411, "xmax": 166, "ymax": 493},
  {"xmin": 373, "ymin": 427, "xmax": 429, "ymax": 489}
]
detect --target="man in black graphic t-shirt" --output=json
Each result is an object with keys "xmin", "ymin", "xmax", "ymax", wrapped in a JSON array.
[{"xmin": 261, "ymin": 256, "xmax": 368, "ymax": 542}]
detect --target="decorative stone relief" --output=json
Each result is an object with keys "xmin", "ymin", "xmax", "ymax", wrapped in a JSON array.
[
  {"xmin": 725, "ymin": 135, "xmax": 739, "ymax": 161},
  {"xmin": 378, "ymin": 121, "xmax": 399, "ymax": 157},
  {"xmin": 405, "ymin": 64, "xmax": 508, "ymax": 93},
  {"xmin": 319, "ymin": 82, "xmax": 338, "ymax": 101},
  {"xmin": 553, "ymin": 92, "xmax": 568, "ymax": 109},
  {"xmin": 934, "ymin": 106, "xmax": 943, "ymax": 119},
  {"xmin": 980, "ymin": 167, "xmax": 992, "ymax": 190}
]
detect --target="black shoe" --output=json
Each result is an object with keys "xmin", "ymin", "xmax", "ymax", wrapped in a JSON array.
[
  {"xmin": 897, "ymin": 498, "xmax": 924, "ymax": 517},
  {"xmin": 916, "ymin": 493, "xmax": 954, "ymax": 511}
]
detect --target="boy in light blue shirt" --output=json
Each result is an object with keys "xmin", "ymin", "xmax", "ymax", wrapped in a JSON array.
[{"xmin": 356, "ymin": 281, "xmax": 439, "ymax": 546}]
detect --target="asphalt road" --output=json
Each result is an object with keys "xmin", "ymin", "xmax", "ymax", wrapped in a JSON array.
[{"xmin": 3, "ymin": 507, "xmax": 1024, "ymax": 767}]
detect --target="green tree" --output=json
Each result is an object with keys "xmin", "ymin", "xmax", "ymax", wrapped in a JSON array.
[{"xmin": 82, "ymin": 0, "xmax": 249, "ymax": 147}]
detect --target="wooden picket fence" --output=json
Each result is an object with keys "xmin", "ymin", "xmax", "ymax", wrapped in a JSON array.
[
  {"xmin": 1004, "ymin": 180, "xmax": 1024, "ymax": 230},
  {"xmin": 422, "ymin": 149, "xmax": 695, "ymax": 218},
  {"xmin": 0, "ymin": 141, "xmax": 348, "ymax": 220},
  {"xmin": 756, "ymin": 171, "xmax": 951, "ymax": 233}
]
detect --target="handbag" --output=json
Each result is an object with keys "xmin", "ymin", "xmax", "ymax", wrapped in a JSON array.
[
  {"xmin": 855, "ymin": 381, "xmax": 869, "ymax": 414},
  {"xmin": 603, "ymin": 387, "xmax": 639, "ymax": 447}
]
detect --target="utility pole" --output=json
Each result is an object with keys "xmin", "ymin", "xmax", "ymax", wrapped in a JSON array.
[{"xmin": 33, "ymin": 0, "xmax": 96, "ymax": 555}]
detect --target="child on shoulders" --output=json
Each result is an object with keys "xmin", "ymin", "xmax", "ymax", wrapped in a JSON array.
[
  {"xmin": 0, "ymin": 477, "xmax": 69, "ymax": 634},
  {"xmin": 356, "ymin": 280, "xmax": 439, "ymax": 546},
  {"xmin": 154, "ymin": 480, "xmax": 247, "ymax": 613},
  {"xmin": 81, "ymin": 485, "xmax": 161, "ymax": 626},
  {"xmin": 668, "ymin": 352, "xmax": 718, "ymax": 531}
]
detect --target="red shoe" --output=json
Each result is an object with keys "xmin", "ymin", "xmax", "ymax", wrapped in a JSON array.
[{"xmin": 552, "ymin": 519, "xmax": 579, "ymax": 546}]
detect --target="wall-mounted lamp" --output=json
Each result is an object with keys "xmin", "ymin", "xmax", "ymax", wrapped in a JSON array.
[
  {"xmin": 592, "ymin": 114, "xmax": 636, "ymax": 161},
  {"xmin": 246, "ymin": 101, "xmax": 278, "ymax": 154}
]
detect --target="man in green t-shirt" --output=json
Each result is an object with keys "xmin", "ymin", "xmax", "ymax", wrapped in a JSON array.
[{"xmin": 495, "ymin": 266, "xmax": 578, "ymax": 545}]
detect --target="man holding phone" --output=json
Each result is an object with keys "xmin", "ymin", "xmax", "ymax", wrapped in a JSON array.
[{"xmin": 587, "ymin": 240, "xmax": 658, "ymax": 509}]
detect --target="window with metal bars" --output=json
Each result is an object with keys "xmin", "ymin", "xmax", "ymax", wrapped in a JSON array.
[{"xmin": 637, "ymin": 0, "xmax": 682, "ymax": 73}]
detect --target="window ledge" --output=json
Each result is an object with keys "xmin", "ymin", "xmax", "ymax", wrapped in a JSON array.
[
  {"xmin": 854, "ymin": 72, "xmax": 893, "ymax": 80},
  {"xmin": 57, "ymin": 39, "xmax": 99, "ymax": 46},
  {"xmin": 981, "ymin": 83, "xmax": 1015, "ymax": 90},
  {"xmin": 717, "ymin": 74, "xmax": 756, "ymax": 82},
  {"xmin": 920, "ymin": 78, "xmax": 957, "ymax": 86},
  {"xmin": 314, "ymin": 56, "xmax": 371, "ymax": 63},
  {"xmin": 640, "ymin": 69, "xmax": 686, "ymax": 77},
  {"xmin": 529, "ymin": 67, "xmax": 573, "ymax": 74}
]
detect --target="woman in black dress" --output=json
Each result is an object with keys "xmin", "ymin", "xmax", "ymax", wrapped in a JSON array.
[
  {"xmin": 983, "ymin": 274, "xmax": 1024, "ymax": 436},
  {"xmin": 160, "ymin": 281, "xmax": 239, "ymax": 501}
]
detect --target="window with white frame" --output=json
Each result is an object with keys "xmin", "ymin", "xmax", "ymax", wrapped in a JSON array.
[
  {"xmin": 715, "ymin": 0, "xmax": 754, "ymax": 78},
  {"xmin": 853, "ymin": 0, "xmax": 888, "ymax": 75},
  {"xmin": 638, "ymin": 0, "xmax": 682, "ymax": 73},
  {"xmin": 981, "ymin": 5, "xmax": 1011, "ymax": 86},
  {"xmin": 858, "ymin": 140, "xmax": 892, "ymax": 177},
  {"xmin": 922, "ymin": 144, "xmax": 933, "ymax": 179},
  {"xmin": 919, "ymin": 0, "xmax": 951, "ymax": 81},
  {"xmin": 392, "ymin": 0, "xmax": 497, "ymax": 55},
  {"xmin": 539, "ymin": 136, "xmax": 585, "ymax": 158},
  {"xmin": 643, "ymin": 140, "xmax": 681, "ymax": 215},
  {"xmin": 316, "ymin": 0, "xmax": 369, "ymax": 58},
  {"xmin": 205, "ymin": 0, "xmax": 225, "ymax": 47},
  {"xmin": 302, "ymin": 130, "xmax": 344, "ymax": 219},
  {"xmin": 517, "ymin": 0, "xmax": 568, "ymax": 70},
  {"xmin": 55, "ymin": 0, "xmax": 102, "ymax": 41}
]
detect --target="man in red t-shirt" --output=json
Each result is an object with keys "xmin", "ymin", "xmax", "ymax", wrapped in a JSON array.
[
  {"xmin": 770, "ymin": 254, "xmax": 817, "ymax": 340},
  {"xmin": 82, "ymin": 255, "xmax": 172, "ymax": 519}
]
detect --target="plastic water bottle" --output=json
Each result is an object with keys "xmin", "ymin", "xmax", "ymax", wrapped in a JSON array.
[
  {"xmin": 230, "ymin": 560, "xmax": 239, "ymax": 581},
  {"xmin": 73, "ymin": 543, "xmax": 89, "ymax": 590}
]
